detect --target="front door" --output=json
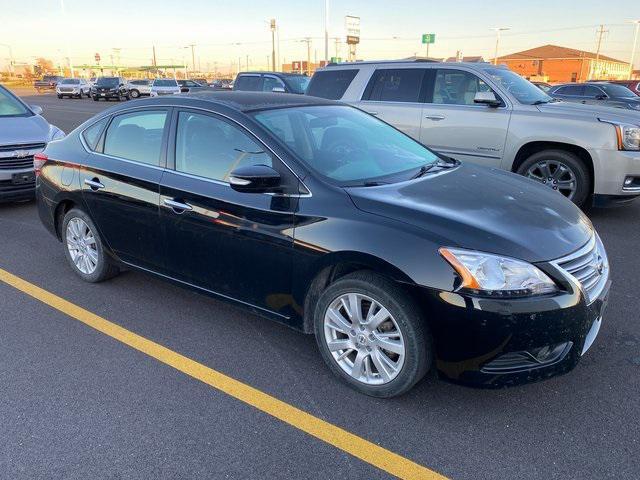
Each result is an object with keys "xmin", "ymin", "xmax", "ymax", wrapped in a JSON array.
[
  {"xmin": 160, "ymin": 109, "xmax": 298, "ymax": 317},
  {"xmin": 80, "ymin": 108, "xmax": 169, "ymax": 271},
  {"xmin": 420, "ymin": 68, "xmax": 511, "ymax": 167}
]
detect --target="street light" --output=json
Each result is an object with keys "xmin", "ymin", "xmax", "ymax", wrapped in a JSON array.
[
  {"xmin": 491, "ymin": 27, "xmax": 510, "ymax": 65},
  {"xmin": 629, "ymin": 20, "xmax": 640, "ymax": 80}
]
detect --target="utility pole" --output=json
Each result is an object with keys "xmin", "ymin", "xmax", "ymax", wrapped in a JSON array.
[
  {"xmin": 152, "ymin": 46, "xmax": 157, "ymax": 72},
  {"xmin": 324, "ymin": 0, "xmax": 329, "ymax": 64},
  {"xmin": 491, "ymin": 27, "xmax": 510, "ymax": 65},
  {"xmin": 188, "ymin": 44, "xmax": 196, "ymax": 74},
  {"xmin": 629, "ymin": 20, "xmax": 640, "ymax": 80},
  {"xmin": 594, "ymin": 24, "xmax": 608, "ymax": 78},
  {"xmin": 270, "ymin": 19, "xmax": 277, "ymax": 71},
  {"xmin": 301, "ymin": 38, "xmax": 312, "ymax": 75}
]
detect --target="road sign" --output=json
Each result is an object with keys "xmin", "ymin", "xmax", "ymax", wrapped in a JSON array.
[
  {"xmin": 94, "ymin": 53, "xmax": 101, "ymax": 63},
  {"xmin": 421, "ymin": 34, "xmax": 435, "ymax": 44},
  {"xmin": 346, "ymin": 16, "xmax": 360, "ymax": 45},
  {"xmin": 330, "ymin": 57, "xmax": 343, "ymax": 63}
]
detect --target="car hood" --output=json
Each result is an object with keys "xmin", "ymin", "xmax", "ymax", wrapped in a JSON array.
[
  {"xmin": 0, "ymin": 115, "xmax": 53, "ymax": 145},
  {"xmin": 345, "ymin": 163, "xmax": 593, "ymax": 263},
  {"xmin": 537, "ymin": 101, "xmax": 640, "ymax": 124}
]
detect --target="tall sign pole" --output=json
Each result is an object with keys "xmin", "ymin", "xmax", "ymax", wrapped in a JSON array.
[
  {"xmin": 270, "ymin": 19, "xmax": 277, "ymax": 71},
  {"xmin": 629, "ymin": 20, "xmax": 640, "ymax": 80},
  {"xmin": 324, "ymin": 0, "xmax": 329, "ymax": 64},
  {"xmin": 345, "ymin": 16, "xmax": 360, "ymax": 62}
]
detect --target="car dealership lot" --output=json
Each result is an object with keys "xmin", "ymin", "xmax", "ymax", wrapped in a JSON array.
[{"xmin": 1, "ymin": 90, "xmax": 639, "ymax": 479}]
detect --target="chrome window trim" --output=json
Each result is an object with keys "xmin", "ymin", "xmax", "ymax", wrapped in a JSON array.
[{"xmin": 79, "ymin": 102, "xmax": 313, "ymax": 198}]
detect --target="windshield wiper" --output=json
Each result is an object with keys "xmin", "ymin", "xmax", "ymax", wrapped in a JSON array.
[{"xmin": 411, "ymin": 158, "xmax": 457, "ymax": 179}]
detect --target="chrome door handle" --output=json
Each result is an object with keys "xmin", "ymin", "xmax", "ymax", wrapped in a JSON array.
[
  {"xmin": 163, "ymin": 198, "xmax": 193, "ymax": 213},
  {"xmin": 84, "ymin": 178, "xmax": 105, "ymax": 190},
  {"xmin": 424, "ymin": 114, "xmax": 445, "ymax": 121}
]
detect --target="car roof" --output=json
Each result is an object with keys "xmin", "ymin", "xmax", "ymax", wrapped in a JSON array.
[
  {"xmin": 321, "ymin": 60, "xmax": 498, "ymax": 70},
  {"xmin": 185, "ymin": 91, "xmax": 337, "ymax": 112},
  {"xmin": 238, "ymin": 71, "xmax": 307, "ymax": 77}
]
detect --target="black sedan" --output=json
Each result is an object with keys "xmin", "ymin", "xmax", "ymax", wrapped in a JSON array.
[
  {"xmin": 35, "ymin": 92, "xmax": 609, "ymax": 397},
  {"xmin": 548, "ymin": 82, "xmax": 640, "ymax": 111}
]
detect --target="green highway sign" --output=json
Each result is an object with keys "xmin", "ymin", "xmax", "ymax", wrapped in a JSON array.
[
  {"xmin": 330, "ymin": 57, "xmax": 343, "ymax": 63},
  {"xmin": 421, "ymin": 33, "xmax": 435, "ymax": 44}
]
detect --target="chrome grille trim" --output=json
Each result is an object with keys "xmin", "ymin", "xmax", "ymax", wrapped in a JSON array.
[{"xmin": 552, "ymin": 234, "xmax": 609, "ymax": 304}]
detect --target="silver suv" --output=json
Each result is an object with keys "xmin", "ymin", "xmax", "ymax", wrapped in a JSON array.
[
  {"xmin": 307, "ymin": 60, "xmax": 640, "ymax": 206},
  {"xmin": 127, "ymin": 79, "xmax": 152, "ymax": 98}
]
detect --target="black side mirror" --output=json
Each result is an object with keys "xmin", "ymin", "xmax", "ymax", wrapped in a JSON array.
[{"xmin": 229, "ymin": 164, "xmax": 281, "ymax": 193}]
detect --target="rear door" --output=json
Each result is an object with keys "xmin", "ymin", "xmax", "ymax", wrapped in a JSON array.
[
  {"xmin": 356, "ymin": 67, "xmax": 428, "ymax": 141},
  {"xmin": 80, "ymin": 108, "xmax": 170, "ymax": 271},
  {"xmin": 159, "ymin": 109, "xmax": 298, "ymax": 316},
  {"xmin": 419, "ymin": 68, "xmax": 511, "ymax": 167},
  {"xmin": 234, "ymin": 74, "xmax": 262, "ymax": 92}
]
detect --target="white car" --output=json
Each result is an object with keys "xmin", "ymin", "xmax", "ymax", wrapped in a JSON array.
[
  {"xmin": 127, "ymin": 79, "xmax": 152, "ymax": 98},
  {"xmin": 56, "ymin": 78, "xmax": 90, "ymax": 99},
  {"xmin": 150, "ymin": 79, "xmax": 181, "ymax": 96}
]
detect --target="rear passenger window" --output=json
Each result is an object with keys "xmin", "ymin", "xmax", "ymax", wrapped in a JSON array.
[
  {"xmin": 556, "ymin": 85, "xmax": 584, "ymax": 96},
  {"xmin": 306, "ymin": 69, "xmax": 358, "ymax": 100},
  {"xmin": 103, "ymin": 110, "xmax": 167, "ymax": 166},
  {"xmin": 234, "ymin": 75, "xmax": 261, "ymax": 91},
  {"xmin": 82, "ymin": 117, "xmax": 108, "ymax": 151},
  {"xmin": 432, "ymin": 69, "xmax": 493, "ymax": 105},
  {"xmin": 363, "ymin": 69, "xmax": 425, "ymax": 103}
]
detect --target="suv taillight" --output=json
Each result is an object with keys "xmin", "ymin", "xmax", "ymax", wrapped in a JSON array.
[{"xmin": 33, "ymin": 153, "xmax": 48, "ymax": 177}]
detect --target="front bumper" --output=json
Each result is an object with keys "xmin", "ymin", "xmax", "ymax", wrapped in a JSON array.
[
  {"xmin": 592, "ymin": 148, "xmax": 640, "ymax": 198},
  {"xmin": 0, "ymin": 167, "xmax": 36, "ymax": 202},
  {"xmin": 422, "ymin": 278, "xmax": 610, "ymax": 388}
]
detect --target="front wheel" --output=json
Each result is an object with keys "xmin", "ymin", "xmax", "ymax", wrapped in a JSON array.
[
  {"xmin": 62, "ymin": 208, "xmax": 119, "ymax": 283},
  {"xmin": 516, "ymin": 150, "xmax": 590, "ymax": 206},
  {"xmin": 314, "ymin": 271, "xmax": 432, "ymax": 397},
  {"xmin": 57, "ymin": 94, "xmax": 63, "ymax": 99}
]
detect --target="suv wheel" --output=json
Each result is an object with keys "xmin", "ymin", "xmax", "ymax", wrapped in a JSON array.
[
  {"xmin": 130, "ymin": 89, "xmax": 140, "ymax": 98},
  {"xmin": 516, "ymin": 150, "xmax": 590, "ymax": 206},
  {"xmin": 314, "ymin": 271, "xmax": 432, "ymax": 397},
  {"xmin": 62, "ymin": 208, "xmax": 119, "ymax": 283}
]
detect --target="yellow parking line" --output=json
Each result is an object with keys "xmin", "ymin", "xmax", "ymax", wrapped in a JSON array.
[{"xmin": 0, "ymin": 267, "xmax": 448, "ymax": 480}]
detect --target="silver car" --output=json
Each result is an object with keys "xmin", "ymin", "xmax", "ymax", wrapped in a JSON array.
[
  {"xmin": 0, "ymin": 85, "xmax": 65, "ymax": 202},
  {"xmin": 127, "ymin": 79, "xmax": 152, "ymax": 98},
  {"xmin": 308, "ymin": 60, "xmax": 640, "ymax": 207},
  {"xmin": 150, "ymin": 78, "xmax": 181, "ymax": 96},
  {"xmin": 56, "ymin": 78, "xmax": 91, "ymax": 99}
]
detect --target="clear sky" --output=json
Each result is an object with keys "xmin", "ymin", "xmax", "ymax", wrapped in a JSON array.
[{"xmin": 1, "ymin": 0, "xmax": 638, "ymax": 73}]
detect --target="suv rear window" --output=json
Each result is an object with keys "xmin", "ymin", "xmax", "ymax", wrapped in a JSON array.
[
  {"xmin": 234, "ymin": 75, "xmax": 262, "ymax": 91},
  {"xmin": 306, "ymin": 69, "xmax": 358, "ymax": 100},
  {"xmin": 363, "ymin": 69, "xmax": 426, "ymax": 103}
]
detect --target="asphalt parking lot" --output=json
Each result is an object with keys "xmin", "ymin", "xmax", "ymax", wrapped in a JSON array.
[{"xmin": 1, "ymin": 88, "xmax": 639, "ymax": 479}]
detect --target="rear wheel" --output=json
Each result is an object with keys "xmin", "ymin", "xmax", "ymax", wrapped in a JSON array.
[
  {"xmin": 516, "ymin": 149, "xmax": 590, "ymax": 206},
  {"xmin": 62, "ymin": 208, "xmax": 119, "ymax": 283},
  {"xmin": 314, "ymin": 271, "xmax": 432, "ymax": 397},
  {"xmin": 129, "ymin": 89, "xmax": 140, "ymax": 99}
]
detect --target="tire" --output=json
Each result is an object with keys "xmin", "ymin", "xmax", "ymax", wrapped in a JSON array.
[
  {"xmin": 92, "ymin": 96, "xmax": 99, "ymax": 101},
  {"xmin": 516, "ymin": 149, "xmax": 590, "ymax": 207},
  {"xmin": 61, "ymin": 208, "xmax": 119, "ymax": 283},
  {"xmin": 57, "ymin": 94, "xmax": 63, "ymax": 99},
  {"xmin": 129, "ymin": 89, "xmax": 140, "ymax": 99},
  {"xmin": 313, "ymin": 271, "xmax": 432, "ymax": 397}
]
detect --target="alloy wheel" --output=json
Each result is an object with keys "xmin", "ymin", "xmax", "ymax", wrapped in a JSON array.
[
  {"xmin": 525, "ymin": 160, "xmax": 577, "ymax": 200},
  {"xmin": 66, "ymin": 218, "xmax": 99, "ymax": 275},
  {"xmin": 323, "ymin": 293, "xmax": 405, "ymax": 385}
]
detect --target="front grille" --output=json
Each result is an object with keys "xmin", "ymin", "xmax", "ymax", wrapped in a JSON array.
[
  {"xmin": 59, "ymin": 87, "xmax": 75, "ymax": 92},
  {"xmin": 481, "ymin": 342, "xmax": 572, "ymax": 374},
  {"xmin": 0, "ymin": 179, "xmax": 35, "ymax": 192},
  {"xmin": 553, "ymin": 235, "xmax": 609, "ymax": 304},
  {"xmin": 0, "ymin": 156, "xmax": 33, "ymax": 170},
  {"xmin": 0, "ymin": 142, "xmax": 45, "ymax": 153},
  {"xmin": 0, "ymin": 143, "xmax": 45, "ymax": 171}
]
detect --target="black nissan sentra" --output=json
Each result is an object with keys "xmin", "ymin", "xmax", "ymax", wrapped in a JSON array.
[{"xmin": 35, "ymin": 92, "xmax": 610, "ymax": 397}]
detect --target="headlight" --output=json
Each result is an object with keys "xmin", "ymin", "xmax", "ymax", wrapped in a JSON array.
[
  {"xmin": 439, "ymin": 247, "xmax": 558, "ymax": 297},
  {"xmin": 599, "ymin": 119, "xmax": 640, "ymax": 150}
]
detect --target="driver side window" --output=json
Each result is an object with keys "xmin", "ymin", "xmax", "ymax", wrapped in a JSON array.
[
  {"xmin": 174, "ymin": 111, "xmax": 272, "ymax": 182},
  {"xmin": 432, "ymin": 69, "xmax": 492, "ymax": 105}
]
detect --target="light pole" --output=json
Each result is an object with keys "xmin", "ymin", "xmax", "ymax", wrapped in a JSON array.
[
  {"xmin": 300, "ymin": 38, "xmax": 312, "ymax": 75},
  {"xmin": 491, "ymin": 27, "xmax": 510, "ymax": 65},
  {"xmin": 324, "ymin": 0, "xmax": 329, "ymax": 64},
  {"xmin": 270, "ymin": 19, "xmax": 276, "ymax": 71},
  {"xmin": 629, "ymin": 20, "xmax": 640, "ymax": 80}
]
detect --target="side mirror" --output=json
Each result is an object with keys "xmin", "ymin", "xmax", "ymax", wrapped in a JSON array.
[
  {"xmin": 229, "ymin": 164, "xmax": 281, "ymax": 193},
  {"xmin": 30, "ymin": 105, "xmax": 43, "ymax": 115},
  {"xmin": 595, "ymin": 94, "xmax": 607, "ymax": 100},
  {"xmin": 473, "ymin": 91, "xmax": 501, "ymax": 107},
  {"xmin": 272, "ymin": 87, "xmax": 286, "ymax": 93}
]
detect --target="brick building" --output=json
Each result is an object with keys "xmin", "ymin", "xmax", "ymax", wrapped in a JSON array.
[{"xmin": 495, "ymin": 44, "xmax": 631, "ymax": 83}]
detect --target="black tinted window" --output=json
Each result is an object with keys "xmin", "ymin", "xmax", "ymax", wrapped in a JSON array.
[
  {"xmin": 584, "ymin": 85, "xmax": 605, "ymax": 98},
  {"xmin": 82, "ymin": 117, "xmax": 109, "ymax": 150},
  {"xmin": 103, "ymin": 110, "xmax": 167, "ymax": 165},
  {"xmin": 307, "ymin": 69, "xmax": 358, "ymax": 100},
  {"xmin": 556, "ymin": 85, "xmax": 584, "ymax": 96},
  {"xmin": 175, "ymin": 111, "xmax": 272, "ymax": 182},
  {"xmin": 364, "ymin": 69, "xmax": 425, "ymax": 103},
  {"xmin": 262, "ymin": 76, "xmax": 285, "ymax": 92},
  {"xmin": 234, "ymin": 75, "xmax": 262, "ymax": 91}
]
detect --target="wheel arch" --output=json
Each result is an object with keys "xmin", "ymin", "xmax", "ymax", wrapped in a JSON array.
[
  {"xmin": 511, "ymin": 141, "xmax": 594, "ymax": 196},
  {"xmin": 300, "ymin": 251, "xmax": 415, "ymax": 334}
]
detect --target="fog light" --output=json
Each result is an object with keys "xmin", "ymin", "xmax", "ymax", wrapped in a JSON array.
[{"xmin": 624, "ymin": 177, "xmax": 633, "ymax": 186}]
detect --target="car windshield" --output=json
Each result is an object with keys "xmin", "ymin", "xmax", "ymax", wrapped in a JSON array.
[
  {"xmin": 283, "ymin": 75, "xmax": 310, "ymax": 94},
  {"xmin": 484, "ymin": 67, "xmax": 552, "ymax": 105},
  {"xmin": 252, "ymin": 105, "xmax": 441, "ymax": 185},
  {"xmin": 598, "ymin": 83, "xmax": 636, "ymax": 98},
  {"xmin": 96, "ymin": 77, "xmax": 119, "ymax": 86},
  {"xmin": 61, "ymin": 79, "xmax": 80, "ymax": 84},
  {"xmin": 0, "ymin": 87, "xmax": 30, "ymax": 117},
  {"xmin": 154, "ymin": 79, "xmax": 178, "ymax": 87}
]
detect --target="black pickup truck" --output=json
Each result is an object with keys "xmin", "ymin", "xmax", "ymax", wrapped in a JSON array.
[{"xmin": 34, "ymin": 75, "xmax": 64, "ymax": 92}]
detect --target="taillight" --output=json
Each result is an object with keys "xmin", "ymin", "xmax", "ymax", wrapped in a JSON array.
[{"xmin": 33, "ymin": 153, "xmax": 48, "ymax": 177}]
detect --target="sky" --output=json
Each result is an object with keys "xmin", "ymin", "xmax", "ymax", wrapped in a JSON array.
[{"xmin": 1, "ymin": 0, "xmax": 639, "ymax": 74}]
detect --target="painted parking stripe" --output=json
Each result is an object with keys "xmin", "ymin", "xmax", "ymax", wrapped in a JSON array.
[{"xmin": 0, "ymin": 267, "xmax": 447, "ymax": 480}]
